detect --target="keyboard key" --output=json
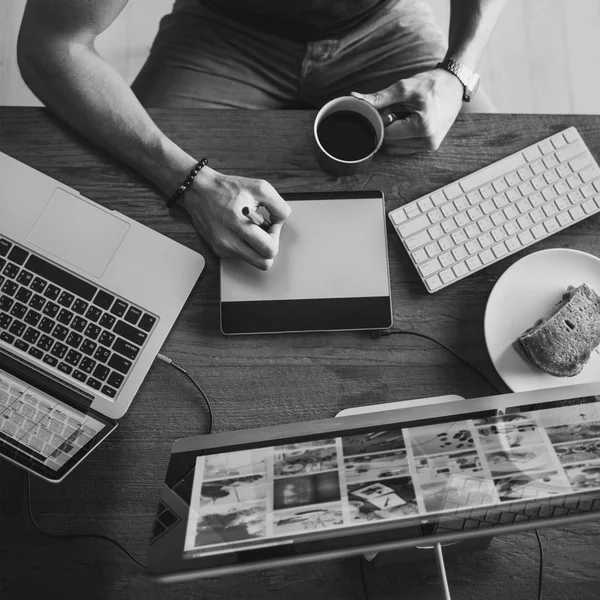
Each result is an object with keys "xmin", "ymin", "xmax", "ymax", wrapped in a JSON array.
[
  {"xmin": 0, "ymin": 314, "xmax": 11, "ymax": 330},
  {"xmin": 85, "ymin": 306, "xmax": 102, "ymax": 323},
  {"xmin": 23, "ymin": 327, "xmax": 40, "ymax": 344},
  {"xmin": 93, "ymin": 346, "xmax": 111, "ymax": 363},
  {"xmin": 428, "ymin": 224, "xmax": 444, "ymax": 239},
  {"xmin": 452, "ymin": 262, "xmax": 468, "ymax": 278},
  {"xmin": 0, "ymin": 331, "xmax": 15, "ymax": 344},
  {"xmin": 56, "ymin": 309, "xmax": 74, "ymax": 326},
  {"xmin": 569, "ymin": 205, "xmax": 585, "ymax": 220},
  {"xmin": 25, "ymin": 255, "xmax": 97, "ymax": 300},
  {"xmin": 10, "ymin": 302, "xmax": 27, "ymax": 320},
  {"xmin": 441, "ymin": 219, "xmax": 457, "ymax": 234},
  {"xmin": 439, "ymin": 269, "xmax": 453, "ymax": 284},
  {"xmin": 480, "ymin": 184, "xmax": 494, "ymax": 199},
  {"xmin": 8, "ymin": 246, "xmax": 29, "ymax": 265},
  {"xmin": 466, "ymin": 255, "xmax": 482, "ymax": 270},
  {"xmin": 405, "ymin": 204, "xmax": 420, "ymax": 219},
  {"xmin": 43, "ymin": 301, "xmax": 59, "ymax": 318},
  {"xmin": 93, "ymin": 364, "xmax": 110, "ymax": 381},
  {"xmin": 108, "ymin": 353, "xmax": 133, "ymax": 375},
  {"xmin": 72, "ymin": 370, "xmax": 87, "ymax": 382},
  {"xmin": 28, "ymin": 346, "xmax": 43, "ymax": 360},
  {"xmin": 405, "ymin": 230, "xmax": 430, "ymax": 251},
  {"xmin": 84, "ymin": 324, "xmax": 101, "ymax": 340},
  {"xmin": 492, "ymin": 242, "xmax": 508, "ymax": 258},
  {"xmin": 556, "ymin": 212, "xmax": 572, "ymax": 227},
  {"xmin": 425, "ymin": 242, "xmax": 441, "ymax": 258},
  {"xmin": 94, "ymin": 290, "xmax": 115, "ymax": 310},
  {"xmin": 44, "ymin": 284, "xmax": 61, "ymax": 300},
  {"xmin": 99, "ymin": 313, "xmax": 116, "ymax": 329},
  {"xmin": 439, "ymin": 252, "xmax": 454, "ymax": 268},
  {"xmin": 419, "ymin": 258, "xmax": 441, "ymax": 278},
  {"xmin": 390, "ymin": 208, "xmax": 407, "ymax": 225},
  {"xmin": 523, "ymin": 145, "xmax": 542, "ymax": 161},
  {"xmin": 441, "ymin": 203, "xmax": 457, "ymax": 218},
  {"xmin": 71, "ymin": 316, "xmax": 87, "ymax": 333},
  {"xmin": 452, "ymin": 246, "xmax": 467, "ymax": 261},
  {"xmin": 50, "ymin": 342, "xmax": 68, "ymax": 359},
  {"xmin": 87, "ymin": 377, "xmax": 102, "ymax": 391},
  {"xmin": 66, "ymin": 332, "xmax": 83, "ymax": 349},
  {"xmin": 107, "ymin": 371, "xmax": 125, "ymax": 389},
  {"xmin": 80, "ymin": 357, "xmax": 96, "ymax": 374},
  {"xmin": 2, "ymin": 280, "xmax": 18, "ymax": 296},
  {"xmin": 398, "ymin": 214, "xmax": 430, "ymax": 237},
  {"xmin": 9, "ymin": 320, "xmax": 26, "ymax": 337},
  {"xmin": 412, "ymin": 249, "xmax": 427, "ymax": 264},
  {"xmin": 113, "ymin": 320, "xmax": 147, "ymax": 347},
  {"xmin": 418, "ymin": 197, "xmax": 434, "ymax": 212},
  {"xmin": 16, "ymin": 270, "xmax": 33, "ymax": 286},
  {"xmin": 518, "ymin": 230, "xmax": 534, "ymax": 245},
  {"xmin": 0, "ymin": 295, "xmax": 14, "ymax": 312},
  {"xmin": 0, "ymin": 239, "xmax": 11, "ymax": 256},
  {"xmin": 101, "ymin": 386, "xmax": 117, "ymax": 399},
  {"xmin": 583, "ymin": 199, "xmax": 597, "ymax": 214},
  {"xmin": 72, "ymin": 299, "xmax": 88, "ymax": 315},
  {"xmin": 57, "ymin": 362, "xmax": 73, "ymax": 375},
  {"xmin": 65, "ymin": 349, "xmax": 82, "ymax": 367},
  {"xmin": 42, "ymin": 354, "xmax": 58, "ymax": 367},
  {"xmin": 80, "ymin": 340, "xmax": 97, "ymax": 356},
  {"xmin": 15, "ymin": 288, "xmax": 32, "ymax": 304}
]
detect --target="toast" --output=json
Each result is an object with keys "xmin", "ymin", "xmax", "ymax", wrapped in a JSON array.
[{"xmin": 516, "ymin": 283, "xmax": 600, "ymax": 377}]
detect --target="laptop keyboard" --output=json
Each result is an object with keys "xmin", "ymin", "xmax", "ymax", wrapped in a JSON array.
[{"xmin": 0, "ymin": 237, "xmax": 158, "ymax": 399}]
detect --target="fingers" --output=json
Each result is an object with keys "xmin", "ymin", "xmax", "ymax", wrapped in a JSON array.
[
  {"xmin": 351, "ymin": 85, "xmax": 409, "ymax": 110},
  {"xmin": 222, "ymin": 235, "xmax": 275, "ymax": 271},
  {"xmin": 238, "ymin": 219, "xmax": 282, "ymax": 263},
  {"xmin": 252, "ymin": 179, "xmax": 291, "ymax": 223},
  {"xmin": 383, "ymin": 113, "xmax": 427, "ymax": 141}
]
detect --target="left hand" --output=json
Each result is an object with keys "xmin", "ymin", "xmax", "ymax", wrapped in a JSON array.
[{"xmin": 352, "ymin": 68, "xmax": 464, "ymax": 154}]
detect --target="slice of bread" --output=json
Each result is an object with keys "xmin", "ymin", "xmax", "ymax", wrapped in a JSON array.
[{"xmin": 516, "ymin": 283, "xmax": 600, "ymax": 377}]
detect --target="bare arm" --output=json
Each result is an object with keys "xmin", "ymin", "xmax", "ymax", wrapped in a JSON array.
[
  {"xmin": 17, "ymin": 0, "xmax": 290, "ymax": 270},
  {"xmin": 446, "ymin": 0, "xmax": 507, "ymax": 68}
]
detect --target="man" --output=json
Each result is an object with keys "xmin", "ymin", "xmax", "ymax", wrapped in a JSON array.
[{"xmin": 17, "ymin": 0, "xmax": 506, "ymax": 270}]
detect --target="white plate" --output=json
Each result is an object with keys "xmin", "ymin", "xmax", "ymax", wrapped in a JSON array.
[{"xmin": 484, "ymin": 249, "xmax": 600, "ymax": 392}]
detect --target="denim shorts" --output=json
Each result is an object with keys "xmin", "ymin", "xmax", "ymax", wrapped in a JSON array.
[{"xmin": 131, "ymin": 0, "xmax": 490, "ymax": 110}]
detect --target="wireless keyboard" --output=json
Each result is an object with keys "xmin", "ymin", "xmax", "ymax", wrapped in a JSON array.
[{"xmin": 388, "ymin": 127, "xmax": 600, "ymax": 292}]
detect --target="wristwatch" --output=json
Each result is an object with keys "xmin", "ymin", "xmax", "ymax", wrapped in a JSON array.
[{"xmin": 436, "ymin": 58, "xmax": 480, "ymax": 102}]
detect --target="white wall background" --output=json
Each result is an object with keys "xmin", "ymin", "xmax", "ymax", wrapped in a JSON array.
[{"xmin": 1, "ymin": 0, "xmax": 600, "ymax": 113}]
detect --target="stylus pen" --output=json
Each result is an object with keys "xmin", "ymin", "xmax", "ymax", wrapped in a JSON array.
[
  {"xmin": 242, "ymin": 206, "xmax": 272, "ymax": 230},
  {"xmin": 434, "ymin": 543, "xmax": 452, "ymax": 600}
]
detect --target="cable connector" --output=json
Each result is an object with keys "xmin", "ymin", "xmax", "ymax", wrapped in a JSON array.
[{"xmin": 156, "ymin": 353, "xmax": 172, "ymax": 365}]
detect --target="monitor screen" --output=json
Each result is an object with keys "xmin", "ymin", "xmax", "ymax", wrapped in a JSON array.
[{"xmin": 179, "ymin": 397, "xmax": 600, "ymax": 561}]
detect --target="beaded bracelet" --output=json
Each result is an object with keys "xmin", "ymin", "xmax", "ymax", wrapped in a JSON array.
[{"xmin": 166, "ymin": 158, "xmax": 208, "ymax": 208}]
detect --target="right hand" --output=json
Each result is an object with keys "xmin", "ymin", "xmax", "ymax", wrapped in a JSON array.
[{"xmin": 179, "ymin": 167, "xmax": 291, "ymax": 270}]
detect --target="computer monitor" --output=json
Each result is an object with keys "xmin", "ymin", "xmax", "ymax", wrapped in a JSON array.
[{"xmin": 147, "ymin": 382, "xmax": 600, "ymax": 582}]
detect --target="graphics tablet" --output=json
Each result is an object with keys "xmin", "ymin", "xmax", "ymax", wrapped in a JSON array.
[
  {"xmin": 220, "ymin": 191, "xmax": 392, "ymax": 334},
  {"xmin": 148, "ymin": 382, "xmax": 600, "ymax": 582}
]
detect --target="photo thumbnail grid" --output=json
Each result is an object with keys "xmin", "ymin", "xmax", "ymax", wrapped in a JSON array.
[{"xmin": 183, "ymin": 399, "xmax": 600, "ymax": 556}]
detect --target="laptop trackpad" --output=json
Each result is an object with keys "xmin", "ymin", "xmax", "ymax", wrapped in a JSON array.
[{"xmin": 27, "ymin": 188, "xmax": 130, "ymax": 279}]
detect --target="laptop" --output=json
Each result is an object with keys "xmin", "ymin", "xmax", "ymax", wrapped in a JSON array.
[
  {"xmin": 0, "ymin": 151, "xmax": 205, "ymax": 482},
  {"xmin": 147, "ymin": 381, "xmax": 600, "ymax": 581}
]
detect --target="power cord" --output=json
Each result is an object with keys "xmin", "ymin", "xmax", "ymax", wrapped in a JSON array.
[
  {"xmin": 359, "ymin": 329, "xmax": 544, "ymax": 600},
  {"xmin": 26, "ymin": 353, "xmax": 213, "ymax": 570},
  {"xmin": 157, "ymin": 353, "xmax": 213, "ymax": 434}
]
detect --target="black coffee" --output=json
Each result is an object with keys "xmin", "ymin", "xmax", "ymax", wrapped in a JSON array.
[{"xmin": 317, "ymin": 110, "xmax": 377, "ymax": 161}]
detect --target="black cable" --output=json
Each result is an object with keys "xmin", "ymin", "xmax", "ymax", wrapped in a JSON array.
[
  {"xmin": 535, "ymin": 529, "xmax": 544, "ymax": 600},
  {"xmin": 26, "ymin": 473, "xmax": 146, "ymax": 569},
  {"xmin": 359, "ymin": 556, "xmax": 370, "ymax": 600},
  {"xmin": 377, "ymin": 329, "xmax": 502, "ymax": 394}
]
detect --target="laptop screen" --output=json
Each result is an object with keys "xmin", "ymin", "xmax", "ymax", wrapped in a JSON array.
[{"xmin": 148, "ymin": 387, "xmax": 600, "ymax": 580}]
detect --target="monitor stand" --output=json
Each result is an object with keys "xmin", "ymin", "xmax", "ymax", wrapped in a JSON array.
[{"xmin": 336, "ymin": 395, "xmax": 492, "ymax": 600}]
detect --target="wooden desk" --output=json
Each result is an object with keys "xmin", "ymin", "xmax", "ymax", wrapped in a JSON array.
[{"xmin": 1, "ymin": 108, "xmax": 600, "ymax": 600}]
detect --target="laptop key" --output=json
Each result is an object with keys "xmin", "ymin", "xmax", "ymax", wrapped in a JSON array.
[
  {"xmin": 138, "ymin": 313, "xmax": 157, "ymax": 332},
  {"xmin": 28, "ymin": 346, "xmax": 43, "ymax": 360},
  {"xmin": 37, "ymin": 335, "xmax": 53, "ymax": 352},
  {"xmin": 65, "ymin": 349, "xmax": 82, "ymax": 366},
  {"xmin": 30, "ymin": 277, "xmax": 47, "ymax": 293},
  {"xmin": 113, "ymin": 337, "xmax": 139, "ymax": 360},
  {"xmin": 85, "ymin": 306, "xmax": 102, "ymax": 322},
  {"xmin": 107, "ymin": 371, "xmax": 124, "ymax": 389},
  {"xmin": 57, "ymin": 362, "xmax": 73, "ymax": 375},
  {"xmin": 71, "ymin": 316, "xmax": 87, "ymax": 332},
  {"xmin": 44, "ymin": 284, "xmax": 61, "ymax": 300},
  {"xmin": 56, "ymin": 309, "xmax": 74, "ymax": 326},
  {"xmin": 43, "ymin": 301, "xmax": 59, "ymax": 318},
  {"xmin": 72, "ymin": 370, "xmax": 87, "ymax": 382},
  {"xmin": 23, "ymin": 308, "xmax": 41, "ymax": 327},
  {"xmin": 57, "ymin": 291, "xmax": 74, "ymax": 308},
  {"xmin": 10, "ymin": 302, "xmax": 27, "ymax": 320},
  {"xmin": 2, "ymin": 263, "xmax": 19, "ymax": 279},
  {"xmin": 80, "ymin": 357, "xmax": 96, "ymax": 374},
  {"xmin": 42, "ymin": 354, "xmax": 58, "ymax": 367},
  {"xmin": 2, "ymin": 280, "xmax": 18, "ymax": 296},
  {"xmin": 23, "ymin": 327, "xmax": 40, "ymax": 344},
  {"xmin": 113, "ymin": 320, "xmax": 147, "ymax": 346},
  {"xmin": 80, "ymin": 340, "xmax": 96, "ymax": 356},
  {"xmin": 0, "ymin": 239, "xmax": 11, "ymax": 256},
  {"xmin": 16, "ymin": 270, "xmax": 33, "ymax": 286},
  {"xmin": 52, "ymin": 324, "xmax": 69, "ymax": 341},
  {"xmin": 0, "ymin": 314, "xmax": 11, "ymax": 329},
  {"xmin": 8, "ymin": 246, "xmax": 29, "ymax": 265},
  {"xmin": 29, "ymin": 294, "xmax": 45, "ymax": 311},
  {"xmin": 8, "ymin": 320, "xmax": 26, "ymax": 337},
  {"xmin": 38, "ymin": 316, "xmax": 54, "ymax": 333},
  {"xmin": 72, "ymin": 299, "xmax": 88, "ymax": 315},
  {"xmin": 98, "ymin": 331, "xmax": 115, "ymax": 347},
  {"xmin": 111, "ymin": 300, "xmax": 128, "ymax": 317},
  {"xmin": 93, "ymin": 290, "xmax": 115, "ymax": 310},
  {"xmin": 99, "ymin": 313, "xmax": 116, "ymax": 329},
  {"xmin": 0, "ymin": 331, "xmax": 15, "ymax": 344},
  {"xmin": 93, "ymin": 346, "xmax": 111, "ymax": 363},
  {"xmin": 101, "ymin": 385, "xmax": 117, "ymax": 398},
  {"xmin": 50, "ymin": 342, "xmax": 68, "ymax": 359},
  {"xmin": 15, "ymin": 339, "xmax": 29, "ymax": 352},
  {"xmin": 0, "ymin": 295, "xmax": 14, "ymax": 311},
  {"xmin": 25, "ymin": 254, "xmax": 97, "ymax": 301},
  {"xmin": 66, "ymin": 332, "xmax": 83, "ymax": 349},
  {"xmin": 84, "ymin": 323, "xmax": 101, "ymax": 340},
  {"xmin": 108, "ymin": 353, "xmax": 132, "ymax": 375},
  {"xmin": 124, "ymin": 306, "xmax": 142, "ymax": 325},
  {"xmin": 87, "ymin": 377, "xmax": 101, "ymax": 390},
  {"xmin": 15, "ymin": 288, "xmax": 32, "ymax": 304},
  {"xmin": 93, "ymin": 364, "xmax": 110, "ymax": 381}
]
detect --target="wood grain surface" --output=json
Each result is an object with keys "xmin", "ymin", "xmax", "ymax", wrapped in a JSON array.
[{"xmin": 1, "ymin": 108, "xmax": 600, "ymax": 600}]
